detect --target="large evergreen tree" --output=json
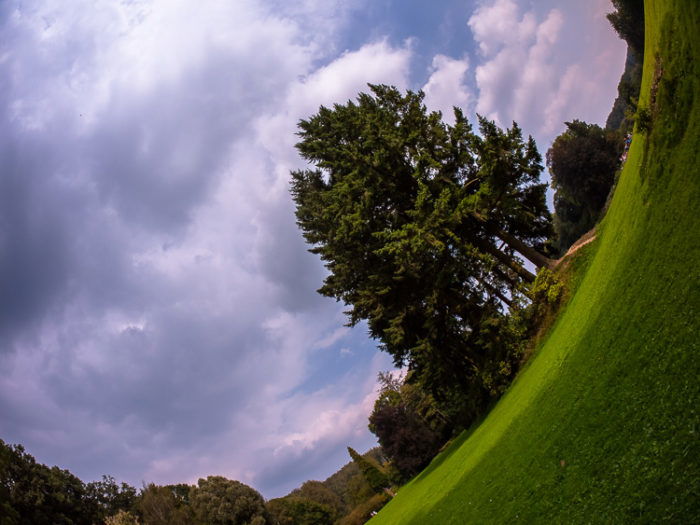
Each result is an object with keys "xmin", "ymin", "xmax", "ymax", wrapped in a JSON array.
[{"xmin": 291, "ymin": 85, "xmax": 552, "ymax": 397}]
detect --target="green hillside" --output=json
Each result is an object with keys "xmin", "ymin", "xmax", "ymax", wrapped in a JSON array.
[{"xmin": 371, "ymin": 1, "xmax": 699, "ymax": 523}]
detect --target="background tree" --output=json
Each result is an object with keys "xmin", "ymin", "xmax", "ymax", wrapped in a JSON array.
[
  {"xmin": 189, "ymin": 476, "xmax": 271, "ymax": 525},
  {"xmin": 105, "ymin": 510, "xmax": 140, "ymax": 525},
  {"xmin": 368, "ymin": 373, "xmax": 444, "ymax": 480},
  {"xmin": 318, "ymin": 448, "xmax": 385, "ymax": 513},
  {"xmin": 288, "ymin": 480, "xmax": 343, "ymax": 519},
  {"xmin": 335, "ymin": 493, "xmax": 390, "ymax": 525},
  {"xmin": 369, "ymin": 397, "xmax": 442, "ymax": 480},
  {"xmin": 137, "ymin": 483, "xmax": 191, "ymax": 525},
  {"xmin": 266, "ymin": 497, "xmax": 334, "ymax": 525},
  {"xmin": 346, "ymin": 447, "xmax": 390, "ymax": 495},
  {"xmin": 291, "ymin": 84, "xmax": 552, "ymax": 406},
  {"xmin": 546, "ymin": 120, "xmax": 622, "ymax": 253},
  {"xmin": 605, "ymin": 0, "xmax": 645, "ymax": 131},
  {"xmin": 0, "ymin": 439, "xmax": 94, "ymax": 525},
  {"xmin": 85, "ymin": 475, "xmax": 137, "ymax": 523},
  {"xmin": 607, "ymin": 0, "xmax": 644, "ymax": 55}
]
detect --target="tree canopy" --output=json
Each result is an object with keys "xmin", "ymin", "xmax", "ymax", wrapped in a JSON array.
[
  {"xmin": 546, "ymin": 120, "xmax": 622, "ymax": 253},
  {"xmin": 189, "ymin": 476, "xmax": 271, "ymax": 525},
  {"xmin": 368, "ymin": 373, "xmax": 444, "ymax": 480},
  {"xmin": 291, "ymin": 85, "xmax": 552, "ymax": 399},
  {"xmin": 607, "ymin": 0, "xmax": 645, "ymax": 55}
]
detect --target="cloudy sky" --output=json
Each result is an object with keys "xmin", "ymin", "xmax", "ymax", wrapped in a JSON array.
[{"xmin": 0, "ymin": 0, "xmax": 625, "ymax": 498}]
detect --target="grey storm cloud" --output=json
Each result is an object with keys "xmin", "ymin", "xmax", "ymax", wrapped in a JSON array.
[{"xmin": 0, "ymin": 0, "xmax": 401, "ymax": 497}]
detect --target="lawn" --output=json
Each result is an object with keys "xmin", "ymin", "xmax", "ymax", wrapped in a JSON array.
[{"xmin": 370, "ymin": 1, "xmax": 699, "ymax": 523}]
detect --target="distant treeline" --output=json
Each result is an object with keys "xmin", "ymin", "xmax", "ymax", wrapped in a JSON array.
[{"xmin": 0, "ymin": 438, "xmax": 392, "ymax": 525}]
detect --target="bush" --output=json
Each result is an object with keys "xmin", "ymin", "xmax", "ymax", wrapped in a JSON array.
[
  {"xmin": 336, "ymin": 493, "xmax": 390, "ymax": 525},
  {"xmin": 635, "ymin": 106, "xmax": 653, "ymax": 133},
  {"xmin": 105, "ymin": 510, "xmax": 140, "ymax": 525}
]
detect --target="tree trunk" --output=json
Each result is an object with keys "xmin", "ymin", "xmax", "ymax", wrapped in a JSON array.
[
  {"xmin": 476, "ymin": 276, "xmax": 513, "ymax": 306},
  {"xmin": 477, "ymin": 240, "xmax": 536, "ymax": 283},
  {"xmin": 470, "ymin": 212, "xmax": 555, "ymax": 270},
  {"xmin": 490, "ymin": 265, "xmax": 521, "ymax": 290},
  {"xmin": 494, "ymin": 228, "xmax": 556, "ymax": 270}
]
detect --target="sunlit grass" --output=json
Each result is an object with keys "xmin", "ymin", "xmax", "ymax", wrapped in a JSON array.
[{"xmin": 371, "ymin": 1, "xmax": 699, "ymax": 522}]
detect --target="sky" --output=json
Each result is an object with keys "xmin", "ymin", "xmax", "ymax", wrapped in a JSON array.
[{"xmin": 0, "ymin": 0, "xmax": 625, "ymax": 498}]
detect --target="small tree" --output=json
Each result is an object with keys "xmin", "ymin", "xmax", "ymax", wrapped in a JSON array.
[
  {"xmin": 346, "ymin": 448, "xmax": 390, "ymax": 495},
  {"xmin": 85, "ymin": 475, "xmax": 138, "ymax": 523},
  {"xmin": 105, "ymin": 510, "xmax": 140, "ymax": 525},
  {"xmin": 289, "ymin": 480, "xmax": 343, "ymax": 519},
  {"xmin": 138, "ymin": 483, "xmax": 191, "ymax": 525},
  {"xmin": 189, "ymin": 476, "xmax": 271, "ymax": 525},
  {"xmin": 368, "ymin": 374, "xmax": 444, "ymax": 480},
  {"xmin": 266, "ymin": 497, "xmax": 334, "ymax": 525}
]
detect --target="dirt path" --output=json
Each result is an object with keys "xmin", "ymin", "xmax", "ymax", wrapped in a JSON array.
[{"xmin": 553, "ymin": 228, "xmax": 597, "ymax": 267}]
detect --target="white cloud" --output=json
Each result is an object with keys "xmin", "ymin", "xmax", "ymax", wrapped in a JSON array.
[
  {"xmin": 468, "ymin": 0, "xmax": 625, "ymax": 146},
  {"xmin": 469, "ymin": 0, "xmax": 536, "ymax": 56},
  {"xmin": 254, "ymin": 39, "xmax": 413, "ymax": 185},
  {"xmin": 422, "ymin": 54, "xmax": 471, "ymax": 124}
]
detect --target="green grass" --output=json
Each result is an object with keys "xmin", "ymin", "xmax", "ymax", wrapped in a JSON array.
[{"xmin": 370, "ymin": 1, "xmax": 699, "ymax": 523}]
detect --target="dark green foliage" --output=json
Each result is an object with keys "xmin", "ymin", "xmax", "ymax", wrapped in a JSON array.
[
  {"xmin": 546, "ymin": 120, "xmax": 622, "ymax": 253},
  {"xmin": 137, "ymin": 483, "xmax": 192, "ymax": 525},
  {"xmin": 287, "ymin": 480, "xmax": 343, "ymax": 519},
  {"xmin": 606, "ymin": 47, "xmax": 643, "ymax": 131},
  {"xmin": 0, "ymin": 440, "xmax": 139, "ymax": 525},
  {"xmin": 276, "ymin": 448, "xmax": 389, "ymax": 524},
  {"xmin": 0, "ymin": 439, "xmax": 93, "ymax": 525},
  {"xmin": 319, "ymin": 450, "xmax": 379, "ymax": 513},
  {"xmin": 368, "ymin": 374, "xmax": 445, "ymax": 481},
  {"xmin": 604, "ymin": 1, "xmax": 645, "ymax": 133},
  {"xmin": 165, "ymin": 483, "xmax": 193, "ymax": 506},
  {"xmin": 346, "ymin": 448, "xmax": 389, "ymax": 495},
  {"xmin": 85, "ymin": 475, "xmax": 138, "ymax": 523},
  {"xmin": 291, "ymin": 84, "xmax": 552, "ymax": 404},
  {"xmin": 104, "ymin": 510, "xmax": 140, "ymax": 525},
  {"xmin": 266, "ymin": 497, "xmax": 334, "ymax": 525},
  {"xmin": 336, "ymin": 493, "xmax": 390, "ymax": 525},
  {"xmin": 606, "ymin": 0, "xmax": 645, "ymax": 55},
  {"xmin": 635, "ymin": 105, "xmax": 653, "ymax": 133},
  {"xmin": 368, "ymin": 399, "xmax": 442, "ymax": 482},
  {"xmin": 189, "ymin": 476, "xmax": 271, "ymax": 525}
]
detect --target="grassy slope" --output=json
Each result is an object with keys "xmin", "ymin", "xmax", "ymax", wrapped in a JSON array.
[{"xmin": 371, "ymin": 1, "xmax": 699, "ymax": 523}]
